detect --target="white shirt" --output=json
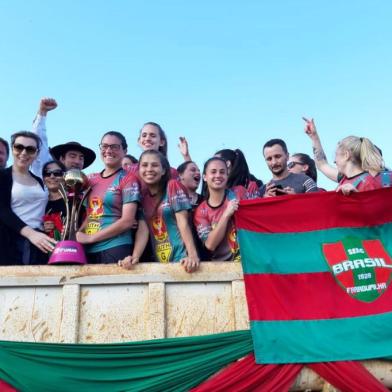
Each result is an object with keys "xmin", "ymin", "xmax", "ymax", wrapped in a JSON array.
[
  {"xmin": 11, "ymin": 180, "xmax": 48, "ymax": 229},
  {"xmin": 31, "ymin": 114, "xmax": 52, "ymax": 178}
]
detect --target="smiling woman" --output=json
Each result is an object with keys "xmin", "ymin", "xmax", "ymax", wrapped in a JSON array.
[
  {"xmin": 177, "ymin": 161, "xmax": 202, "ymax": 207},
  {"xmin": 214, "ymin": 148, "xmax": 261, "ymax": 198},
  {"xmin": 138, "ymin": 122, "xmax": 168, "ymax": 157},
  {"xmin": 176, "ymin": 161, "xmax": 211, "ymax": 261},
  {"xmin": 194, "ymin": 157, "xmax": 250, "ymax": 262},
  {"xmin": 128, "ymin": 150, "xmax": 200, "ymax": 272},
  {"xmin": 76, "ymin": 131, "xmax": 149, "ymax": 264},
  {"xmin": 42, "ymin": 160, "xmax": 66, "ymax": 239},
  {"xmin": 0, "ymin": 131, "xmax": 57, "ymax": 265},
  {"xmin": 125, "ymin": 122, "xmax": 185, "ymax": 180},
  {"xmin": 334, "ymin": 136, "xmax": 384, "ymax": 194},
  {"xmin": 288, "ymin": 153, "xmax": 317, "ymax": 182}
]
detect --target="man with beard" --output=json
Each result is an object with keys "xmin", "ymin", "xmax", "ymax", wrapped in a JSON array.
[{"xmin": 262, "ymin": 138, "xmax": 317, "ymax": 197}]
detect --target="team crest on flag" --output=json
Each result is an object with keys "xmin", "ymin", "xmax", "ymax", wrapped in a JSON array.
[{"xmin": 322, "ymin": 237, "xmax": 392, "ymax": 303}]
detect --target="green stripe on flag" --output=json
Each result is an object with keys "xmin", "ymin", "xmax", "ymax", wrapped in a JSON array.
[
  {"xmin": 251, "ymin": 311, "xmax": 392, "ymax": 364},
  {"xmin": 238, "ymin": 223, "xmax": 392, "ymax": 274}
]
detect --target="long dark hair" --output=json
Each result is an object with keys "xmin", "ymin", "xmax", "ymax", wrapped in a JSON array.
[
  {"xmin": 201, "ymin": 157, "xmax": 228, "ymax": 200},
  {"xmin": 124, "ymin": 154, "xmax": 138, "ymax": 164},
  {"xmin": 42, "ymin": 160, "xmax": 66, "ymax": 178},
  {"xmin": 291, "ymin": 153, "xmax": 317, "ymax": 182},
  {"xmin": 215, "ymin": 148, "xmax": 251, "ymax": 188},
  {"xmin": 177, "ymin": 160, "xmax": 195, "ymax": 175},
  {"xmin": 139, "ymin": 150, "xmax": 171, "ymax": 195}
]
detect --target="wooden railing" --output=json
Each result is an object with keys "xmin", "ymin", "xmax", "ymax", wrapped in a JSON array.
[{"xmin": 0, "ymin": 263, "xmax": 391, "ymax": 391}]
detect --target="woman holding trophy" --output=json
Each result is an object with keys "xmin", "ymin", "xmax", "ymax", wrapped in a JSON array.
[
  {"xmin": 76, "ymin": 131, "xmax": 148, "ymax": 264},
  {"xmin": 0, "ymin": 132, "xmax": 57, "ymax": 265}
]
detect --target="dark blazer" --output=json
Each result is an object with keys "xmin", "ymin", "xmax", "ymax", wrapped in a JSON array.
[{"xmin": 0, "ymin": 167, "xmax": 44, "ymax": 265}]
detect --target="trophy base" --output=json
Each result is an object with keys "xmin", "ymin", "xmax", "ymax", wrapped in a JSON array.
[{"xmin": 48, "ymin": 240, "xmax": 87, "ymax": 265}]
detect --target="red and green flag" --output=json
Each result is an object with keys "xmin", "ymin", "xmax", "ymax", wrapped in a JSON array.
[{"xmin": 236, "ymin": 188, "xmax": 392, "ymax": 364}]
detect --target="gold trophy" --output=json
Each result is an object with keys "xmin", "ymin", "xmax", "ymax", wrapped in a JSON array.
[{"xmin": 48, "ymin": 169, "xmax": 91, "ymax": 264}]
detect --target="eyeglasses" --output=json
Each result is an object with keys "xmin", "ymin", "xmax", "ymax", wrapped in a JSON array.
[
  {"xmin": 13, "ymin": 143, "xmax": 38, "ymax": 155},
  {"xmin": 287, "ymin": 161, "xmax": 304, "ymax": 169},
  {"xmin": 43, "ymin": 170, "xmax": 64, "ymax": 178},
  {"xmin": 99, "ymin": 143, "xmax": 122, "ymax": 152}
]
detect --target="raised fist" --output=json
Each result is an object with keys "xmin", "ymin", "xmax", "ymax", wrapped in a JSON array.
[{"xmin": 39, "ymin": 97, "xmax": 58, "ymax": 115}]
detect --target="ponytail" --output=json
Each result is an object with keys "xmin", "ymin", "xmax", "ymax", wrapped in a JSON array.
[
  {"xmin": 215, "ymin": 148, "xmax": 250, "ymax": 188},
  {"xmin": 339, "ymin": 136, "xmax": 384, "ymax": 174},
  {"xmin": 360, "ymin": 137, "xmax": 384, "ymax": 174}
]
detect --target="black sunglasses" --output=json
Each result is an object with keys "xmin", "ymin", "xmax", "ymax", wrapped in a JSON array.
[
  {"xmin": 43, "ymin": 170, "xmax": 64, "ymax": 178},
  {"xmin": 13, "ymin": 143, "xmax": 38, "ymax": 155},
  {"xmin": 287, "ymin": 161, "xmax": 304, "ymax": 169}
]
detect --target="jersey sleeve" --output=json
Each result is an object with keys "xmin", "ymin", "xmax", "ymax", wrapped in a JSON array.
[
  {"xmin": 136, "ymin": 205, "xmax": 145, "ymax": 221},
  {"xmin": 167, "ymin": 179, "xmax": 191, "ymax": 212},
  {"xmin": 193, "ymin": 203, "xmax": 211, "ymax": 243},
  {"xmin": 128, "ymin": 163, "xmax": 139, "ymax": 175},
  {"xmin": 87, "ymin": 172, "xmax": 99, "ymax": 187},
  {"xmin": 303, "ymin": 176, "xmax": 318, "ymax": 193},
  {"xmin": 120, "ymin": 172, "xmax": 141, "ymax": 204},
  {"xmin": 170, "ymin": 167, "xmax": 179, "ymax": 180},
  {"xmin": 357, "ymin": 175, "xmax": 382, "ymax": 192},
  {"xmin": 230, "ymin": 185, "xmax": 249, "ymax": 200},
  {"xmin": 31, "ymin": 114, "xmax": 52, "ymax": 178},
  {"xmin": 377, "ymin": 171, "xmax": 392, "ymax": 188},
  {"xmin": 247, "ymin": 181, "xmax": 261, "ymax": 199}
]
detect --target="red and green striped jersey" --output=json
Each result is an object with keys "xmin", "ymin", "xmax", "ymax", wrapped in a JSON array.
[{"xmin": 236, "ymin": 188, "xmax": 392, "ymax": 364}]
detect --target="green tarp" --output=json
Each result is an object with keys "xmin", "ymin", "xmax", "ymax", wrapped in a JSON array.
[{"xmin": 0, "ymin": 330, "xmax": 253, "ymax": 392}]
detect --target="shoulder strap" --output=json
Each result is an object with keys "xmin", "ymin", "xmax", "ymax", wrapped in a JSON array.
[{"xmin": 29, "ymin": 170, "xmax": 45, "ymax": 190}]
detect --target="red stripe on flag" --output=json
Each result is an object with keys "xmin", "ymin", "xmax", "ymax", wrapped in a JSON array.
[
  {"xmin": 236, "ymin": 187, "xmax": 392, "ymax": 233},
  {"xmin": 244, "ymin": 272, "xmax": 392, "ymax": 321},
  {"xmin": 0, "ymin": 380, "xmax": 17, "ymax": 392}
]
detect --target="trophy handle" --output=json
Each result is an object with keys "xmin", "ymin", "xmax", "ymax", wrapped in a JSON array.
[
  {"xmin": 75, "ymin": 186, "xmax": 91, "ymax": 233},
  {"xmin": 59, "ymin": 183, "xmax": 71, "ymax": 241},
  {"xmin": 68, "ymin": 194, "xmax": 78, "ymax": 240}
]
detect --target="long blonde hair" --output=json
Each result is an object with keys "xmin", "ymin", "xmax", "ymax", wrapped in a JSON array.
[{"xmin": 338, "ymin": 136, "xmax": 384, "ymax": 174}]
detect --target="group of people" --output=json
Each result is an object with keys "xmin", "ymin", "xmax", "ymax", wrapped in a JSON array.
[{"xmin": 0, "ymin": 98, "xmax": 390, "ymax": 271}]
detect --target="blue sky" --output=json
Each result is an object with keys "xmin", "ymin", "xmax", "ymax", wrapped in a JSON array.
[{"xmin": 1, "ymin": 1, "xmax": 391, "ymax": 189}]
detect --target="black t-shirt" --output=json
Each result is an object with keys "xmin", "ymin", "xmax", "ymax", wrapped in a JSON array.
[
  {"xmin": 45, "ymin": 198, "xmax": 85, "ymax": 228},
  {"xmin": 45, "ymin": 198, "xmax": 67, "ymax": 217}
]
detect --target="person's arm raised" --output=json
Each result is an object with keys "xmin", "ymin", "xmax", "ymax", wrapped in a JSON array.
[
  {"xmin": 31, "ymin": 97, "xmax": 58, "ymax": 177},
  {"xmin": 303, "ymin": 117, "xmax": 339, "ymax": 183},
  {"xmin": 178, "ymin": 137, "xmax": 192, "ymax": 162}
]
